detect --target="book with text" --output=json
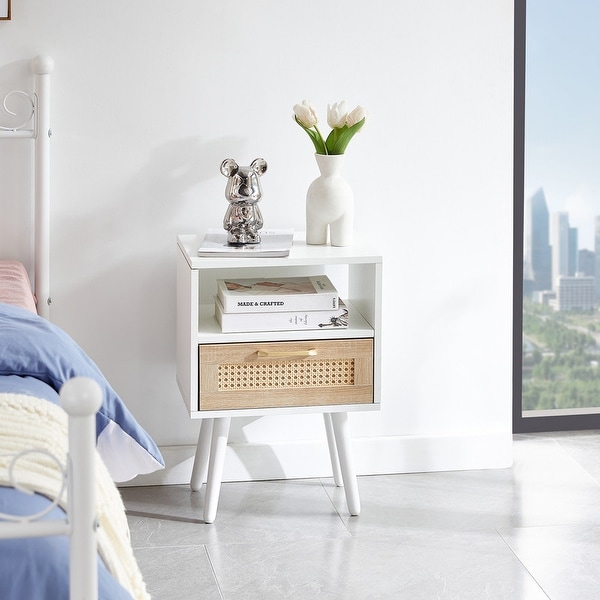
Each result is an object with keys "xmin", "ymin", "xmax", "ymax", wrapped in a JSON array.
[
  {"xmin": 216, "ymin": 275, "xmax": 339, "ymax": 313},
  {"xmin": 215, "ymin": 297, "xmax": 348, "ymax": 332}
]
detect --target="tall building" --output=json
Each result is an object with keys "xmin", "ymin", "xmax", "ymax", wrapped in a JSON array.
[
  {"xmin": 551, "ymin": 211, "xmax": 570, "ymax": 290},
  {"xmin": 595, "ymin": 217, "xmax": 600, "ymax": 300},
  {"xmin": 578, "ymin": 248, "xmax": 595, "ymax": 276},
  {"xmin": 569, "ymin": 226, "xmax": 578, "ymax": 275},
  {"xmin": 523, "ymin": 188, "xmax": 552, "ymax": 291}
]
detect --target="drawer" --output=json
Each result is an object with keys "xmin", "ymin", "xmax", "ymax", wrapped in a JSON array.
[{"xmin": 198, "ymin": 338, "xmax": 373, "ymax": 411}]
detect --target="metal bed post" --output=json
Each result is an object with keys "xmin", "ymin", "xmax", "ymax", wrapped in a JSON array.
[
  {"xmin": 31, "ymin": 55, "xmax": 54, "ymax": 320},
  {"xmin": 60, "ymin": 377, "xmax": 103, "ymax": 600}
]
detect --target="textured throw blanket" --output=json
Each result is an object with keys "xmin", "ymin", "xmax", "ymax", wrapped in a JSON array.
[{"xmin": 0, "ymin": 393, "xmax": 150, "ymax": 600}]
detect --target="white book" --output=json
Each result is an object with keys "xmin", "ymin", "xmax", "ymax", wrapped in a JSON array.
[
  {"xmin": 216, "ymin": 275, "xmax": 339, "ymax": 313},
  {"xmin": 215, "ymin": 297, "xmax": 348, "ymax": 332},
  {"xmin": 197, "ymin": 229, "xmax": 294, "ymax": 258}
]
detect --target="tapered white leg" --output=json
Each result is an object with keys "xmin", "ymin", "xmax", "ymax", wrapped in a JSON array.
[
  {"xmin": 331, "ymin": 412, "xmax": 361, "ymax": 516},
  {"xmin": 203, "ymin": 417, "xmax": 231, "ymax": 524},
  {"xmin": 190, "ymin": 419, "xmax": 213, "ymax": 491},
  {"xmin": 323, "ymin": 413, "xmax": 343, "ymax": 486}
]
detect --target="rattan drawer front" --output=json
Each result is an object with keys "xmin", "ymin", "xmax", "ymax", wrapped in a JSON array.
[{"xmin": 198, "ymin": 338, "xmax": 373, "ymax": 410}]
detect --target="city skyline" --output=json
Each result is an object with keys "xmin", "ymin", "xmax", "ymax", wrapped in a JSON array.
[
  {"xmin": 523, "ymin": 187, "xmax": 598, "ymax": 311},
  {"xmin": 525, "ymin": 0, "xmax": 600, "ymax": 251},
  {"xmin": 527, "ymin": 186, "xmax": 599, "ymax": 254}
]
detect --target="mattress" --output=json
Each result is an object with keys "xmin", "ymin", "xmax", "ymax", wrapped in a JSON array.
[{"xmin": 0, "ymin": 261, "xmax": 37, "ymax": 314}]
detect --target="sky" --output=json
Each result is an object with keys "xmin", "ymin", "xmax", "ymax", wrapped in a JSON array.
[{"xmin": 525, "ymin": 0, "xmax": 600, "ymax": 250}]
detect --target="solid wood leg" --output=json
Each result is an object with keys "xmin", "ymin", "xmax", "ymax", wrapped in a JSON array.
[
  {"xmin": 331, "ymin": 412, "xmax": 361, "ymax": 516},
  {"xmin": 190, "ymin": 419, "xmax": 213, "ymax": 491},
  {"xmin": 203, "ymin": 417, "xmax": 231, "ymax": 524},
  {"xmin": 323, "ymin": 413, "xmax": 343, "ymax": 487}
]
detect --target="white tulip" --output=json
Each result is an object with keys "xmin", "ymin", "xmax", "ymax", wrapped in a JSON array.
[
  {"xmin": 293, "ymin": 100, "xmax": 319, "ymax": 128},
  {"xmin": 346, "ymin": 105, "xmax": 368, "ymax": 127},
  {"xmin": 327, "ymin": 101, "xmax": 348, "ymax": 129}
]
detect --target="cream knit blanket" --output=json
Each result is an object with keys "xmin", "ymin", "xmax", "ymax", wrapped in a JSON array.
[{"xmin": 0, "ymin": 393, "xmax": 150, "ymax": 600}]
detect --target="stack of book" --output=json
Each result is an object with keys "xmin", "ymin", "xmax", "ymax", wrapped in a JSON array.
[{"xmin": 214, "ymin": 275, "xmax": 349, "ymax": 333}]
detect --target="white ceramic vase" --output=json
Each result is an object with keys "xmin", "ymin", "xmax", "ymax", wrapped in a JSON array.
[{"xmin": 305, "ymin": 153, "xmax": 354, "ymax": 246}]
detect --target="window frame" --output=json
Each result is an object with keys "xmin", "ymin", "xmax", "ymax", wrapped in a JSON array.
[{"xmin": 513, "ymin": 0, "xmax": 600, "ymax": 433}]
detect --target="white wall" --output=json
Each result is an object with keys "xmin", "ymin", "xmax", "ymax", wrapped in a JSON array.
[{"xmin": 0, "ymin": 0, "xmax": 515, "ymax": 483}]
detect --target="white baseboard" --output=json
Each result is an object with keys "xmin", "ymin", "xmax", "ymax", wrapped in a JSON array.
[{"xmin": 120, "ymin": 431, "xmax": 513, "ymax": 487}]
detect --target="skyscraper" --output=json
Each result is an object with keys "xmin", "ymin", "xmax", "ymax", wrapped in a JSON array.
[
  {"xmin": 594, "ymin": 217, "xmax": 600, "ymax": 300},
  {"xmin": 578, "ymin": 248, "xmax": 595, "ymax": 276},
  {"xmin": 523, "ymin": 188, "xmax": 552, "ymax": 291},
  {"xmin": 551, "ymin": 211, "xmax": 570, "ymax": 289},
  {"xmin": 568, "ymin": 227, "xmax": 578, "ymax": 275},
  {"xmin": 550, "ymin": 211, "xmax": 577, "ymax": 290}
]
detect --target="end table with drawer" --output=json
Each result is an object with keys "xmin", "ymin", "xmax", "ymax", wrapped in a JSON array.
[{"xmin": 176, "ymin": 233, "xmax": 382, "ymax": 523}]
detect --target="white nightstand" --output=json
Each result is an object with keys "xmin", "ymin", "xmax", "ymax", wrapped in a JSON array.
[{"xmin": 176, "ymin": 233, "xmax": 382, "ymax": 523}]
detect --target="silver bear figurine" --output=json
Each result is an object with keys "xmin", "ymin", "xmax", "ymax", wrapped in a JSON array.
[{"xmin": 220, "ymin": 158, "xmax": 267, "ymax": 245}]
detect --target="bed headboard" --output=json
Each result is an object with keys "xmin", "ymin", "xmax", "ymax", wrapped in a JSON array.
[{"xmin": 0, "ymin": 55, "xmax": 53, "ymax": 318}]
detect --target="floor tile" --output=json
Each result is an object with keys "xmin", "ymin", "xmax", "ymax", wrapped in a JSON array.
[
  {"xmin": 122, "ymin": 479, "xmax": 350, "ymax": 549},
  {"xmin": 326, "ymin": 437, "xmax": 600, "ymax": 535},
  {"xmin": 132, "ymin": 545, "xmax": 222, "ymax": 600},
  {"xmin": 206, "ymin": 530, "xmax": 547, "ymax": 600},
  {"xmin": 500, "ymin": 523, "xmax": 600, "ymax": 600},
  {"xmin": 551, "ymin": 431, "xmax": 600, "ymax": 485}
]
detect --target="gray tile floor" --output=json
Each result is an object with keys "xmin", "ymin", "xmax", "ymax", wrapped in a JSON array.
[{"xmin": 121, "ymin": 432, "xmax": 600, "ymax": 599}]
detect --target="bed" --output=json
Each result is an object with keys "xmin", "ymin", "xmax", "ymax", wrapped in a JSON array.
[{"xmin": 0, "ymin": 56, "xmax": 164, "ymax": 599}]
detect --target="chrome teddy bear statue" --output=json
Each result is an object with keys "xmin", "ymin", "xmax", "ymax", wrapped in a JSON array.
[{"xmin": 220, "ymin": 157, "xmax": 267, "ymax": 245}]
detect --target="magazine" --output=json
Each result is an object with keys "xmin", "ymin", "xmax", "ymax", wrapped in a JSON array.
[{"xmin": 216, "ymin": 275, "xmax": 339, "ymax": 313}]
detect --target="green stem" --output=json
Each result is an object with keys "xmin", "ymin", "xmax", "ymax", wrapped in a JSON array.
[{"xmin": 314, "ymin": 125, "xmax": 328, "ymax": 155}]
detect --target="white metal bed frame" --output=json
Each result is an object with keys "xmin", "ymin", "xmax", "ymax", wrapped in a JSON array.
[
  {"xmin": 0, "ymin": 54, "xmax": 52, "ymax": 319},
  {"xmin": 0, "ymin": 56, "xmax": 103, "ymax": 600}
]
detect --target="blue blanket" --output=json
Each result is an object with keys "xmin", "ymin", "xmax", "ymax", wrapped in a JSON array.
[
  {"xmin": 0, "ymin": 487, "xmax": 133, "ymax": 600},
  {"xmin": 0, "ymin": 374, "xmax": 60, "ymax": 401}
]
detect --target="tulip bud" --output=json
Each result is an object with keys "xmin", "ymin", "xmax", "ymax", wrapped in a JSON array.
[
  {"xmin": 327, "ymin": 101, "xmax": 348, "ymax": 129},
  {"xmin": 346, "ymin": 105, "xmax": 368, "ymax": 128},
  {"xmin": 293, "ymin": 100, "xmax": 319, "ymax": 128}
]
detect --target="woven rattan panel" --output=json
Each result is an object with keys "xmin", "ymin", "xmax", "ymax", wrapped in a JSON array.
[{"xmin": 218, "ymin": 358, "xmax": 355, "ymax": 391}]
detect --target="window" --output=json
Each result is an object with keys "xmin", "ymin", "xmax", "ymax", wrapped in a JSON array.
[{"xmin": 514, "ymin": 0, "xmax": 600, "ymax": 432}]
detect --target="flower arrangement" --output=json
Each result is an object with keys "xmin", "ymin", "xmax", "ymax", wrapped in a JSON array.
[{"xmin": 293, "ymin": 100, "xmax": 367, "ymax": 155}]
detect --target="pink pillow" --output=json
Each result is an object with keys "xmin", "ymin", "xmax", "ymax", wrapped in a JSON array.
[{"xmin": 0, "ymin": 261, "xmax": 37, "ymax": 314}]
